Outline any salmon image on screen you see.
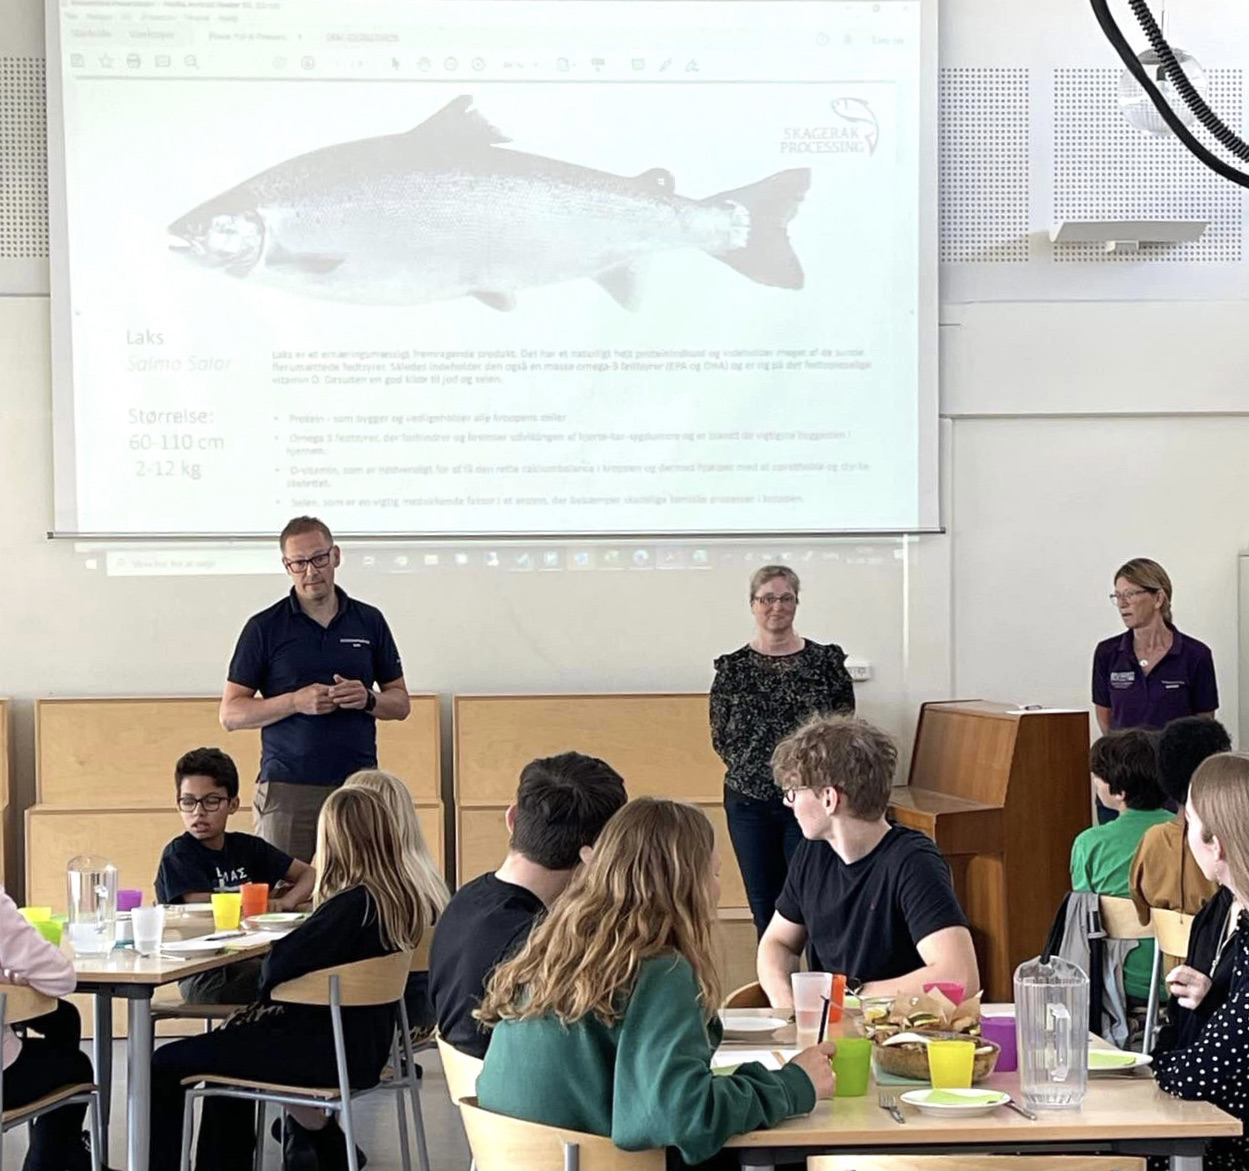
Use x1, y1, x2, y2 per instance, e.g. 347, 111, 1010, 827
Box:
167, 96, 811, 310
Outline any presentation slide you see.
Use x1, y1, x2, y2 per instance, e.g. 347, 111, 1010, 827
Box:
48, 0, 936, 538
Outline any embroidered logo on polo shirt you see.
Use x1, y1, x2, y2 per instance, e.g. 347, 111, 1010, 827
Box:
1110, 670, 1135, 688
340, 638, 371, 648
1162, 680, 1187, 690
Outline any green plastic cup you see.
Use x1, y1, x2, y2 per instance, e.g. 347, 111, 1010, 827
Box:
831, 1036, 874, 1097
31, 919, 63, 946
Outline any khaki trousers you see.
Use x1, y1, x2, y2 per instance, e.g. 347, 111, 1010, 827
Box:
252, 780, 337, 862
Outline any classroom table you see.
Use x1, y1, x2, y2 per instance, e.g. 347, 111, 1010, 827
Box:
716, 1009, 1242, 1171
72, 931, 274, 1171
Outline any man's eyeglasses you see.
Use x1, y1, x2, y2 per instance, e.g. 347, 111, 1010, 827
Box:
283, 549, 333, 575
753, 592, 798, 607
178, 795, 228, 812
1109, 588, 1156, 605
782, 787, 802, 805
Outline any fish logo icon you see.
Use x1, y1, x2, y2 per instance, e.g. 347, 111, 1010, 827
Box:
829, 97, 880, 155
167, 96, 811, 311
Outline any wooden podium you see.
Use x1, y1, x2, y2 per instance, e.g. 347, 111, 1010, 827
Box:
889, 700, 1090, 1000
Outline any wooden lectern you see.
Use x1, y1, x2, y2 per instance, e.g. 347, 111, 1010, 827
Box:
889, 700, 1090, 1000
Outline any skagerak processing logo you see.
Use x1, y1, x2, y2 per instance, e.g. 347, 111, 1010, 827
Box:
780, 97, 880, 156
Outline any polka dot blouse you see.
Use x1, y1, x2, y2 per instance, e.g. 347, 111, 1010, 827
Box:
1154, 909, 1249, 1171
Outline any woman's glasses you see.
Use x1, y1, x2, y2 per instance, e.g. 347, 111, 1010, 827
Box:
753, 592, 798, 607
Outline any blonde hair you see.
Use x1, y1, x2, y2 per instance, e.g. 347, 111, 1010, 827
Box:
1190, 752, 1249, 905
476, 798, 721, 1028
772, 714, 898, 819
1114, 557, 1173, 624
344, 769, 449, 928
314, 786, 426, 950
749, 564, 800, 602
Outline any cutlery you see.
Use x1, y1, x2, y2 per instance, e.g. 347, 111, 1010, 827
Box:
1005, 1098, 1037, 1120
878, 1090, 906, 1124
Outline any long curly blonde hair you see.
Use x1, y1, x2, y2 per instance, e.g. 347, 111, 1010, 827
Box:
476, 798, 722, 1028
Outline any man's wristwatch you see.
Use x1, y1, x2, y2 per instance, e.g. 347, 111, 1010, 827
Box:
364, 690, 377, 714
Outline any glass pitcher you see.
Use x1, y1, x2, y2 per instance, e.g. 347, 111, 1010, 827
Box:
66, 856, 117, 956
1014, 954, 1089, 1110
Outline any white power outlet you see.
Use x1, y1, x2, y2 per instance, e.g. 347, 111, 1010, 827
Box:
845, 659, 872, 682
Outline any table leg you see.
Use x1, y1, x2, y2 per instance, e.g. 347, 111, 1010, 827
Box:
127, 994, 154, 1171
1169, 1156, 1203, 1171
93, 993, 113, 1140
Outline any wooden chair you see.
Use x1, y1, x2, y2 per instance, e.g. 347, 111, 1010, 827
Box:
1098, 895, 1160, 1048
1143, 907, 1197, 1053
177, 950, 427, 1171
436, 1034, 483, 1105
458, 1096, 665, 1171
0, 986, 103, 1171
722, 981, 770, 1009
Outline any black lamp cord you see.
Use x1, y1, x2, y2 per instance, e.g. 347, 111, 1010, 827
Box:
1089, 0, 1249, 187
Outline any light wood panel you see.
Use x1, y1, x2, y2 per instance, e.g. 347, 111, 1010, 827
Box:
36, 694, 440, 805
25, 803, 442, 908
456, 801, 746, 909
453, 694, 721, 805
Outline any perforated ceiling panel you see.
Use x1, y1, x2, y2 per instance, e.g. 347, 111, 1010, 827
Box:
1053, 68, 1244, 263
0, 56, 48, 261
939, 67, 1031, 264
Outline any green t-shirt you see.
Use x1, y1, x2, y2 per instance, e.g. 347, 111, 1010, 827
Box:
1070, 806, 1174, 999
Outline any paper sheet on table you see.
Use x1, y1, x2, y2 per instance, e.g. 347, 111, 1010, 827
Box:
711, 1048, 795, 1073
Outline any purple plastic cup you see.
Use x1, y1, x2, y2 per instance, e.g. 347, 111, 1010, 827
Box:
116, 889, 143, 913
981, 1014, 1018, 1072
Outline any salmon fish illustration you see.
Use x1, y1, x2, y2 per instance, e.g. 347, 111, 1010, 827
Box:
167, 96, 811, 310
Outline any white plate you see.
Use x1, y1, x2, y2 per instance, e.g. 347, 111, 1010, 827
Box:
717, 1014, 787, 1041
900, 1088, 1010, 1117
1088, 1049, 1152, 1074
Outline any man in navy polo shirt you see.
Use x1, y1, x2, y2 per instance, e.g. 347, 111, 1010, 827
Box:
219, 516, 410, 859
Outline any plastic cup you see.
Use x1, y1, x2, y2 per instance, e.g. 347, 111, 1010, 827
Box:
131, 905, 166, 955
830, 1036, 873, 1097
980, 1015, 1018, 1072
240, 883, 270, 919
791, 971, 833, 1047
923, 981, 966, 1006
117, 889, 144, 913
31, 919, 62, 946
927, 1039, 976, 1088
211, 892, 242, 931
19, 907, 52, 923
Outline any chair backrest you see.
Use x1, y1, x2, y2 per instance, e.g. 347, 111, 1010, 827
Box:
1149, 907, 1196, 959
1098, 896, 1153, 941
436, 1035, 483, 1103
410, 929, 433, 973
722, 981, 770, 1009
0, 984, 56, 1026
271, 950, 412, 1007
458, 1097, 665, 1171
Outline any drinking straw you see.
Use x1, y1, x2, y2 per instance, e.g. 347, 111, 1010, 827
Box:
817, 995, 830, 1044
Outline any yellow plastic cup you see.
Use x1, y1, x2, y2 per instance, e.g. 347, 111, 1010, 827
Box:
927, 1039, 976, 1089
210, 892, 242, 931
19, 907, 52, 923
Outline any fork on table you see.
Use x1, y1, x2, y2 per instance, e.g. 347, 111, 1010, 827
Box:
878, 1089, 906, 1124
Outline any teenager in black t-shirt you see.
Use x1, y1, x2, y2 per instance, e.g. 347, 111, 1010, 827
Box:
758, 715, 979, 1005
154, 748, 315, 1002
429, 751, 628, 1058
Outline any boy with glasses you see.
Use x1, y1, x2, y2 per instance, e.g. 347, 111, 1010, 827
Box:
155, 747, 314, 1002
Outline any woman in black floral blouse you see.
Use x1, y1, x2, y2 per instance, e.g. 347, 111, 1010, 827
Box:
710, 565, 855, 937
1153, 751, 1248, 1171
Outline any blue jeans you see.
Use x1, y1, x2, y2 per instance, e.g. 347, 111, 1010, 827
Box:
723, 785, 804, 938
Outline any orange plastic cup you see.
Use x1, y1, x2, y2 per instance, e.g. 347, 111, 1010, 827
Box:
828, 973, 848, 1025
240, 883, 269, 919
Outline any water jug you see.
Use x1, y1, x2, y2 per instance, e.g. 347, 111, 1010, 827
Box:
66, 856, 117, 956
1013, 954, 1089, 1110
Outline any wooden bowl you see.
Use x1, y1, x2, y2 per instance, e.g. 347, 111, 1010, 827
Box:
872, 1033, 1000, 1084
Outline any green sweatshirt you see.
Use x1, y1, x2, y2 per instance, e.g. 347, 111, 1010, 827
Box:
476, 953, 816, 1166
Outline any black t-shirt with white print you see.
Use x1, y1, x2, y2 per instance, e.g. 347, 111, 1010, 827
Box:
154, 831, 293, 904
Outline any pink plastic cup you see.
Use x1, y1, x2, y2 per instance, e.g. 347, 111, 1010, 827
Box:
117, 889, 143, 912
923, 981, 966, 1005
980, 1015, 1018, 1072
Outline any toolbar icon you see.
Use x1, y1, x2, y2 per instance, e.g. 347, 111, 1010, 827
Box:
471, 57, 485, 71
69, 53, 84, 67
156, 54, 172, 67
631, 57, 645, 71
557, 56, 570, 71
444, 56, 459, 71
591, 57, 605, 71
126, 53, 141, 68
300, 55, 314, 70
184, 54, 199, 69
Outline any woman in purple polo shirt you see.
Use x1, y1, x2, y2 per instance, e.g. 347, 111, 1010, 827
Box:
1092, 557, 1219, 821
1093, 557, 1219, 734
